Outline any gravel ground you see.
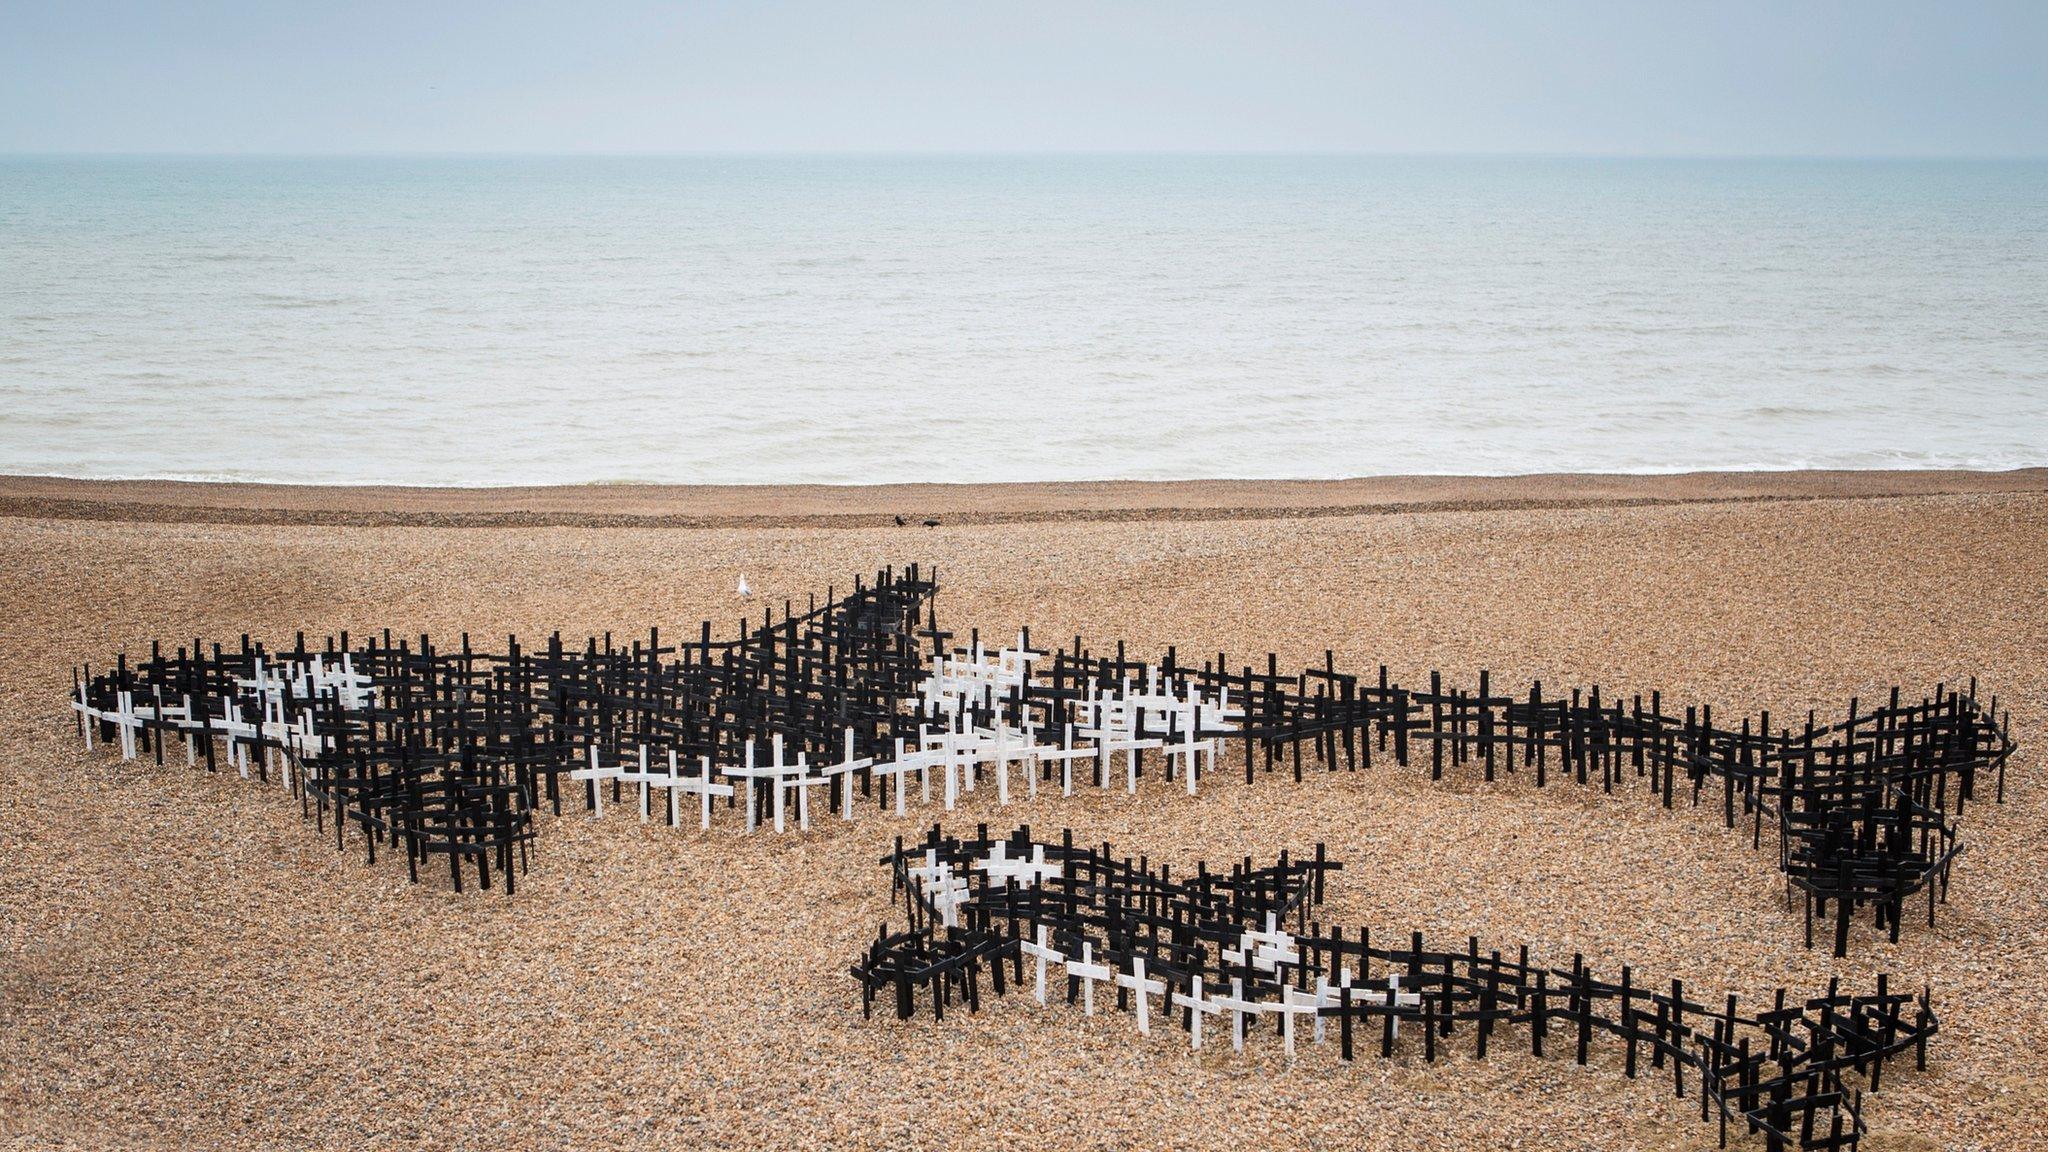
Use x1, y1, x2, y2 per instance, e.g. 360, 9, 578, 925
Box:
2, 485, 2042, 1151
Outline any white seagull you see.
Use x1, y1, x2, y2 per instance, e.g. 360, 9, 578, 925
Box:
737, 575, 752, 598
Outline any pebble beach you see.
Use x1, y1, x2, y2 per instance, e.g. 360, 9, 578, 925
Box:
3, 469, 2044, 1151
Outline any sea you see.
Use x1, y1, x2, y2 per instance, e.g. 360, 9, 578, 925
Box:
1, 155, 2043, 487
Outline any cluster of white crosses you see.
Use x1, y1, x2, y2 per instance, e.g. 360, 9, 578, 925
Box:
573, 634, 1243, 834
73, 653, 375, 790
917, 842, 1423, 1058
568, 729, 873, 833
889, 634, 1243, 809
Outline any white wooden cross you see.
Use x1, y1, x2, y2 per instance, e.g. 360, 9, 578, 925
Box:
1125, 665, 1184, 731
1161, 685, 1224, 796
1211, 976, 1265, 1052
910, 724, 948, 808
916, 719, 976, 811
1315, 971, 1342, 1044
289, 652, 377, 711
281, 704, 322, 764
327, 652, 377, 709
763, 735, 812, 833
646, 749, 687, 827
106, 690, 145, 761
232, 655, 272, 707
769, 741, 832, 832
906, 854, 971, 928
815, 727, 874, 821
1199, 681, 1242, 733
677, 754, 735, 829
1116, 955, 1168, 1035
1017, 719, 1046, 799
930, 864, 971, 928
1223, 913, 1300, 974
990, 722, 1012, 806
644, 749, 728, 830
1354, 972, 1423, 1039
610, 744, 660, 823
1173, 974, 1224, 1050
253, 658, 284, 776
974, 841, 1061, 889
72, 680, 98, 750
1033, 721, 1097, 798
1067, 941, 1113, 1016
1116, 731, 1164, 795
1073, 684, 1115, 789
151, 691, 196, 763
181, 693, 197, 764
920, 718, 981, 810
570, 745, 624, 819
130, 691, 196, 769
1278, 984, 1322, 1059
993, 718, 1057, 803
1075, 682, 1163, 793
718, 737, 784, 832
870, 737, 931, 817
258, 690, 295, 778
264, 696, 311, 790
997, 633, 1043, 686
215, 694, 259, 776
916, 661, 958, 722
1019, 924, 1065, 1005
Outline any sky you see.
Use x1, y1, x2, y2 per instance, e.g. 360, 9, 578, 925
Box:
2, 1, 2044, 156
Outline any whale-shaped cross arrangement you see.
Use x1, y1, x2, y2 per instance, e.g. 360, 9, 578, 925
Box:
69, 565, 2016, 1151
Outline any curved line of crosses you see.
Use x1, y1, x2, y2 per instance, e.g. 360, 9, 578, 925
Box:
854, 823, 1940, 1152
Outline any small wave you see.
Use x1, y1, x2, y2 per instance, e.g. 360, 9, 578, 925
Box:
253, 293, 356, 310
627, 347, 721, 360
1746, 405, 1837, 418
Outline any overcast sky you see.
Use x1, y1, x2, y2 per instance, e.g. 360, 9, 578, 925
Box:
3, 1, 2043, 156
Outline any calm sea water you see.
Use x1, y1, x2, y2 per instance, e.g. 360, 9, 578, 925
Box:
1, 156, 2043, 486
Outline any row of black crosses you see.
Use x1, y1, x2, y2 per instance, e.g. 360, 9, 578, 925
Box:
70, 564, 2013, 954
853, 823, 1940, 1152
1012, 640, 2014, 958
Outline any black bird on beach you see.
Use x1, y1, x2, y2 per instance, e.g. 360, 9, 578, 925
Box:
923, 518, 940, 528
894, 515, 906, 526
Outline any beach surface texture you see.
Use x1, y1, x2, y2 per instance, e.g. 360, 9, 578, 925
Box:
2, 469, 2044, 1151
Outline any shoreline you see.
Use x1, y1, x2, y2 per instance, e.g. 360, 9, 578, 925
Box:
3, 466, 2042, 528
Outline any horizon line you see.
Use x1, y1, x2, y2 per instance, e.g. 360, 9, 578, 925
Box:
4, 148, 2046, 163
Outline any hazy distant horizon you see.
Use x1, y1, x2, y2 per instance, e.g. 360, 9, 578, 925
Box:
11, 150, 2048, 160
4, 2, 2043, 156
